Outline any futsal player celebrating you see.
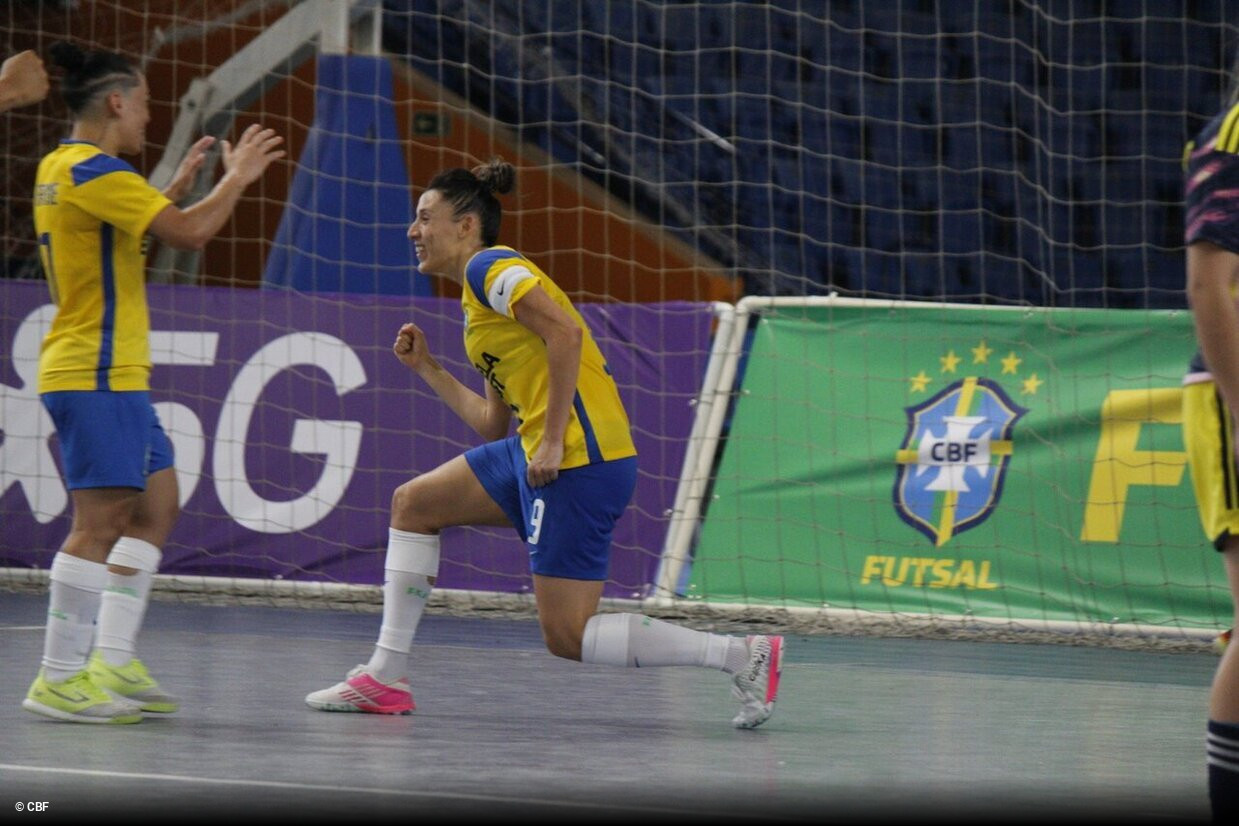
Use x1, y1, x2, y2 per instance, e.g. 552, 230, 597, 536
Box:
1182, 67, 1239, 817
306, 158, 785, 729
23, 41, 283, 723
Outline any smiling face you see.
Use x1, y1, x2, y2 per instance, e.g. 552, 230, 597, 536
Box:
408, 188, 477, 280
110, 73, 150, 156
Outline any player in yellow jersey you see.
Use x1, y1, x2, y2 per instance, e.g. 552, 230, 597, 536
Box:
22, 41, 284, 724
306, 159, 785, 729
1183, 65, 1239, 818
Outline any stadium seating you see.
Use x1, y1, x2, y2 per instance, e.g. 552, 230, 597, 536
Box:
381, 0, 1228, 308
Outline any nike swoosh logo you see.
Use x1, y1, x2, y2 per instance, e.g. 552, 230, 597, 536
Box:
102, 669, 144, 686
496, 283, 506, 296
50, 688, 91, 703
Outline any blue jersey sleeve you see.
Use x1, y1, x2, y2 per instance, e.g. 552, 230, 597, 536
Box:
1186, 140, 1239, 254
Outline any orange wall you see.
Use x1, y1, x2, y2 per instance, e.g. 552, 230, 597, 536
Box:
2, 3, 736, 303
148, 6, 736, 302
389, 66, 737, 303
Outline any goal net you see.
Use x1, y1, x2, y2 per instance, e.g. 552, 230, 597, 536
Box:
1, 1, 1236, 647
0, 0, 725, 621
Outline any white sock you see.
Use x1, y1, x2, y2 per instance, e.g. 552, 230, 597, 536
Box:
96, 537, 161, 666
42, 552, 108, 681
581, 613, 749, 673
366, 528, 439, 683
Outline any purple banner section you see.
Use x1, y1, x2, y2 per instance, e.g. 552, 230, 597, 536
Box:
0, 281, 714, 598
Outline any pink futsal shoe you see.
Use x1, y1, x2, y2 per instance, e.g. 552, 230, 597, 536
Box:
730, 635, 784, 729
304, 665, 414, 714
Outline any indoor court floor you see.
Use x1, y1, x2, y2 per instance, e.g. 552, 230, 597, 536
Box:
0, 590, 1221, 823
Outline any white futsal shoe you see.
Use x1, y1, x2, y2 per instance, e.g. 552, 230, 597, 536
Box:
730, 635, 784, 729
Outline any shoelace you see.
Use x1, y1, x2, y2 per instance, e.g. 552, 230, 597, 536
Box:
744, 642, 770, 682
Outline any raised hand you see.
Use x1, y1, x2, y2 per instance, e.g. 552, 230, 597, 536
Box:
0, 50, 50, 112
221, 124, 285, 187
162, 135, 216, 202
393, 322, 432, 371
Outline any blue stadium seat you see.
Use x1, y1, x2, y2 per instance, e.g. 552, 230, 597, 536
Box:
1066, 120, 1102, 162
860, 165, 901, 210
942, 126, 980, 170
936, 169, 981, 210
859, 248, 908, 298
935, 80, 976, 126
377, 0, 1224, 309
975, 256, 1022, 304
1101, 159, 1148, 204
1060, 251, 1105, 294
828, 117, 864, 159
829, 201, 864, 250
799, 110, 830, 155
772, 154, 803, 194
1145, 249, 1187, 299
864, 121, 905, 169
824, 37, 862, 73
859, 87, 901, 122
940, 211, 983, 255
825, 245, 865, 294
1101, 204, 1146, 247
855, 4, 901, 34
898, 40, 945, 81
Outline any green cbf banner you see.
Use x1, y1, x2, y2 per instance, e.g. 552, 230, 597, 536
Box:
689, 304, 1231, 630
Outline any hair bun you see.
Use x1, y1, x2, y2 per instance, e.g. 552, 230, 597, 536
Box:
49, 41, 86, 73
472, 158, 515, 196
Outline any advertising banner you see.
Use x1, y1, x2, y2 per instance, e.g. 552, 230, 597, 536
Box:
689, 304, 1230, 629
0, 282, 713, 599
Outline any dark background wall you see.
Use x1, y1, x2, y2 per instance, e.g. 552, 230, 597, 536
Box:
383, 0, 1239, 308
3, 1, 1237, 308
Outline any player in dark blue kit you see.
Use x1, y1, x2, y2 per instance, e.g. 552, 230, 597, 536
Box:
1182, 62, 1239, 819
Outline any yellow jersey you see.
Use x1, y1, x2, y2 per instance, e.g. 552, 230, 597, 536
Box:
34, 140, 171, 393
461, 246, 636, 469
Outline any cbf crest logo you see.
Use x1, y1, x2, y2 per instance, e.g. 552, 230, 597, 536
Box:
894, 342, 1036, 546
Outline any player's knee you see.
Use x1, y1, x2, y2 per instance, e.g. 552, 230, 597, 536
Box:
542, 624, 584, 661
68, 523, 126, 558
90, 508, 135, 544
127, 502, 178, 543
391, 480, 446, 532
544, 637, 582, 661
94, 525, 129, 548
390, 481, 424, 526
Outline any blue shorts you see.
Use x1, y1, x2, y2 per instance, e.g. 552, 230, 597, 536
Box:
42, 391, 174, 491
465, 435, 638, 580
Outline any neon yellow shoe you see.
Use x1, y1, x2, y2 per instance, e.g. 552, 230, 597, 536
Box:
22, 669, 142, 724
88, 652, 179, 713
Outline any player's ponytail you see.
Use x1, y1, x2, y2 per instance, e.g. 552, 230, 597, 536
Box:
473, 158, 515, 197
48, 41, 139, 116
427, 157, 514, 247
